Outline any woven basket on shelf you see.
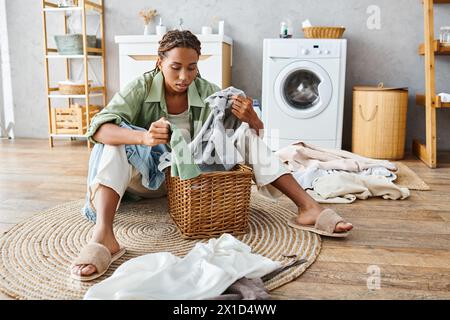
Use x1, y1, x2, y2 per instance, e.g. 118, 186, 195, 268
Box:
58, 81, 92, 95
54, 34, 97, 55
165, 164, 253, 239
303, 26, 345, 39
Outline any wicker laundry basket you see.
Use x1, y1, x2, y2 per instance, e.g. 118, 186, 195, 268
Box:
352, 84, 408, 160
303, 26, 345, 39
165, 164, 253, 239
58, 80, 93, 95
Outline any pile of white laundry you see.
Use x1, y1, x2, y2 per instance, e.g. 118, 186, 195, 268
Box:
275, 142, 410, 204
84, 234, 281, 300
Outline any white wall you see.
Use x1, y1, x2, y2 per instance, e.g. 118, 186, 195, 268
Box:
1, 0, 14, 138
0, 42, 3, 138
0, 0, 3, 137
5, 0, 450, 150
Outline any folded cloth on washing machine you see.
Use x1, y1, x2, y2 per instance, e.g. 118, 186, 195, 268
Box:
275, 141, 397, 172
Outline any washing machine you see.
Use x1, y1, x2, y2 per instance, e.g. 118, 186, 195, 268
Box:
262, 38, 347, 151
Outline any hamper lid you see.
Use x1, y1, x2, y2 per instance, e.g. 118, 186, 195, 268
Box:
353, 82, 408, 91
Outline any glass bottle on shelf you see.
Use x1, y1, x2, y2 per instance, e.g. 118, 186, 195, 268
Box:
439, 26, 450, 47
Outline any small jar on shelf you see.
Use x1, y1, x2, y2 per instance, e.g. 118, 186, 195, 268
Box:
439, 26, 450, 47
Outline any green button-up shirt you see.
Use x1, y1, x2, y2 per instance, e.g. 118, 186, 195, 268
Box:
86, 70, 221, 144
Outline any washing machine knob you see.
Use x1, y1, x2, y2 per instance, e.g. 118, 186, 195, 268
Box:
317, 50, 322, 54
301, 49, 309, 55
324, 50, 331, 55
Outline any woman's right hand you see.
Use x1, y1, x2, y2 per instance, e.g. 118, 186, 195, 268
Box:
142, 117, 170, 146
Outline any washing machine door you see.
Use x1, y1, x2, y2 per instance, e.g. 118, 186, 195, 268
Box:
274, 60, 333, 119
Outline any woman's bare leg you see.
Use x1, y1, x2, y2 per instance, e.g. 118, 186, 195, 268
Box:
270, 173, 353, 232
71, 184, 121, 276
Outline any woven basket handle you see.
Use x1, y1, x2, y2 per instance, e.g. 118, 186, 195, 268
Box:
358, 105, 378, 122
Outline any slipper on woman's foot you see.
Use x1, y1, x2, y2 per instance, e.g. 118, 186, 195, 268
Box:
70, 242, 126, 281
288, 208, 351, 238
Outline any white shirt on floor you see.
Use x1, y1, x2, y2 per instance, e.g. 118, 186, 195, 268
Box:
83, 233, 281, 300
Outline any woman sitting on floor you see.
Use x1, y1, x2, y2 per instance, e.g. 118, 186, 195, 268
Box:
70, 30, 353, 281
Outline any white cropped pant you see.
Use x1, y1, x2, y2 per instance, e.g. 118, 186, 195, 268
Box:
88, 127, 290, 215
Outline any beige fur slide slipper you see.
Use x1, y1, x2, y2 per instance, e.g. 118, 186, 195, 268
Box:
288, 208, 350, 238
70, 242, 126, 281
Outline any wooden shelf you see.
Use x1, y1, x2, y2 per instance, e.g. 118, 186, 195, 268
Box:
44, 7, 82, 12
418, 40, 450, 55
43, 1, 102, 13
42, 0, 106, 148
45, 47, 104, 59
416, 94, 450, 108
50, 133, 87, 138
48, 93, 104, 99
413, 0, 447, 168
412, 139, 433, 167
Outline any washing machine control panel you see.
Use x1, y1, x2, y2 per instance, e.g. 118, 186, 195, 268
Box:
266, 39, 346, 59
299, 42, 341, 58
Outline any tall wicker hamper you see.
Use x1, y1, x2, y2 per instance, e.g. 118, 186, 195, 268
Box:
165, 164, 253, 239
352, 85, 408, 160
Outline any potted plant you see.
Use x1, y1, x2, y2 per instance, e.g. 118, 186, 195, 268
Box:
139, 8, 158, 35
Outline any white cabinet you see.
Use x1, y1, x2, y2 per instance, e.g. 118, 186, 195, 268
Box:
115, 35, 233, 90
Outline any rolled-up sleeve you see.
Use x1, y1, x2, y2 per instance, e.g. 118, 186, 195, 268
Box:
86, 76, 148, 144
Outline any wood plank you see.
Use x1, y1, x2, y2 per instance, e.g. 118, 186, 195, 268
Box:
86, 47, 102, 53
1, 139, 450, 300
100, 0, 107, 109
271, 282, 450, 300
423, 0, 438, 168
416, 94, 450, 108
85, 0, 102, 12
288, 261, 450, 292
317, 245, 450, 269
418, 40, 450, 55
42, 0, 53, 148
222, 44, 232, 88
413, 139, 434, 168
433, 0, 450, 4
43, 1, 58, 8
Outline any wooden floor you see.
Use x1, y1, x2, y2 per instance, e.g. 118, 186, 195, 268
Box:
1, 138, 450, 300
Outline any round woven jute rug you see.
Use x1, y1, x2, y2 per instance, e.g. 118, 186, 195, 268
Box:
0, 195, 321, 300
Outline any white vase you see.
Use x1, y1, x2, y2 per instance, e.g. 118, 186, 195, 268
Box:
143, 24, 150, 35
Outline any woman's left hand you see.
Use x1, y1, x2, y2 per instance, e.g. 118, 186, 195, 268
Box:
230, 95, 255, 123
230, 95, 264, 135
